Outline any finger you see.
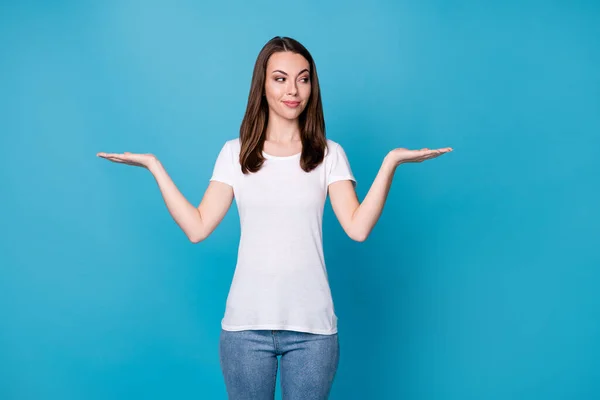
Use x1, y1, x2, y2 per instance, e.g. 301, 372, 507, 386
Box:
106, 156, 131, 164
421, 152, 440, 160
107, 157, 145, 167
105, 156, 127, 163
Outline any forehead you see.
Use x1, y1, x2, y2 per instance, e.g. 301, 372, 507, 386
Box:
266, 51, 310, 73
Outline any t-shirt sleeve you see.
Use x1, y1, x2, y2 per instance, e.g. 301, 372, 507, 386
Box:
327, 142, 357, 188
210, 141, 235, 187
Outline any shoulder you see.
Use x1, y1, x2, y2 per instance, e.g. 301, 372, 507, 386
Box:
326, 138, 350, 159
325, 139, 341, 157
223, 137, 240, 148
220, 138, 241, 155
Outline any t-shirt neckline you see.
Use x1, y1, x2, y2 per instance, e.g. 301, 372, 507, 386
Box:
262, 151, 302, 160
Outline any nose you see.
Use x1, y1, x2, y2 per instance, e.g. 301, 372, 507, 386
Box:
286, 80, 298, 96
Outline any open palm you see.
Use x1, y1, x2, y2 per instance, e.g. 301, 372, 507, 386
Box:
96, 152, 157, 169
389, 147, 453, 165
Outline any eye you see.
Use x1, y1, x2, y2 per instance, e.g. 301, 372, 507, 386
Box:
275, 77, 285, 82
300, 77, 310, 83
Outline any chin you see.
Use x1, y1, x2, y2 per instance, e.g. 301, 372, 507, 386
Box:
280, 108, 302, 117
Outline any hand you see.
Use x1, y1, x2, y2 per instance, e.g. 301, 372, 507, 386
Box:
96, 152, 158, 169
387, 147, 453, 166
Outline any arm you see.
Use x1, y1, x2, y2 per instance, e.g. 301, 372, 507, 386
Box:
328, 154, 397, 242
328, 146, 453, 242
149, 159, 234, 243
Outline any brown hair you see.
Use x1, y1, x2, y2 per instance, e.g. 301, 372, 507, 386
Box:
239, 36, 327, 174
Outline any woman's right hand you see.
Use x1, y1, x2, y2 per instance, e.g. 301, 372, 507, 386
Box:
96, 152, 158, 170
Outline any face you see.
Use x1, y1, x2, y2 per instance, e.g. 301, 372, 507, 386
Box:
264, 51, 312, 121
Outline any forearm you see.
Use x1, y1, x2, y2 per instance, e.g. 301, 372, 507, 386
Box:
148, 160, 204, 241
350, 154, 399, 241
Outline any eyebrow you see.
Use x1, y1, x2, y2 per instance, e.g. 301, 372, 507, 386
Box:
271, 68, 310, 76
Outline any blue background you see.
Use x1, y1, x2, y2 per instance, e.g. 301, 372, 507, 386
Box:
1, 1, 599, 399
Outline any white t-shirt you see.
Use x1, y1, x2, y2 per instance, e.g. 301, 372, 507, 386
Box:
209, 138, 356, 335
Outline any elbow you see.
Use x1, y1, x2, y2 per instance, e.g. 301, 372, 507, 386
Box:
188, 231, 207, 244
188, 214, 207, 244
350, 230, 368, 242
188, 235, 201, 244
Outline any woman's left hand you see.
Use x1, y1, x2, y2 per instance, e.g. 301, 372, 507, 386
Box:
387, 147, 453, 166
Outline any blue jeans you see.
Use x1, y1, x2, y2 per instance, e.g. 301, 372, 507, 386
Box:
219, 329, 340, 399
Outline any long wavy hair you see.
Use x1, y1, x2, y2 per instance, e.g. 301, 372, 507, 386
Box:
239, 36, 327, 174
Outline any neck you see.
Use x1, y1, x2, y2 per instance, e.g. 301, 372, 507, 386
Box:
265, 113, 301, 143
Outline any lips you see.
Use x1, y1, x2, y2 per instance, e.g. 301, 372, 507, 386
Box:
283, 101, 300, 108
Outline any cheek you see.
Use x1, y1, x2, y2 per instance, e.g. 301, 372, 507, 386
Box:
265, 82, 284, 99
302, 84, 312, 99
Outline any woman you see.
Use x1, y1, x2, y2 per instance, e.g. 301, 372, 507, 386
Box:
98, 36, 452, 399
